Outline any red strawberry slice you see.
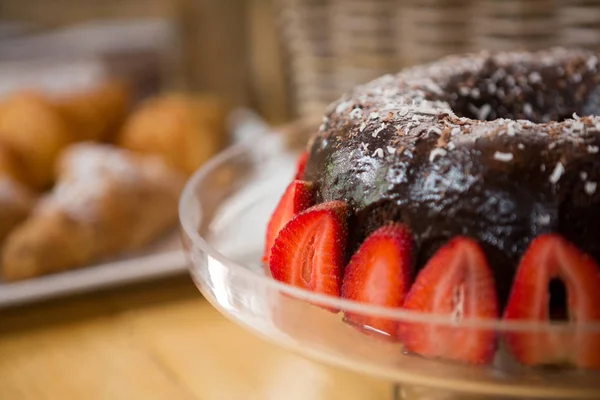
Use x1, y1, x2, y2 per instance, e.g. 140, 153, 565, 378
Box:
294, 151, 309, 180
503, 234, 600, 369
263, 180, 314, 263
341, 224, 413, 339
399, 237, 499, 365
269, 200, 348, 299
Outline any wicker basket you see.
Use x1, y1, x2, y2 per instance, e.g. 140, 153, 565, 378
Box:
276, 0, 600, 117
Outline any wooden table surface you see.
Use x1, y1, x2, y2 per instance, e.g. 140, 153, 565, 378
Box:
0, 275, 393, 400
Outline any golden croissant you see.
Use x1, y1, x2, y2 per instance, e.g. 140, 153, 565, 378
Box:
1, 143, 184, 282
118, 93, 228, 175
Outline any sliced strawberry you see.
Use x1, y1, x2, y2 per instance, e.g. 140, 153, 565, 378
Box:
263, 180, 314, 263
294, 151, 309, 180
269, 200, 348, 300
503, 234, 600, 370
399, 237, 499, 365
341, 224, 413, 339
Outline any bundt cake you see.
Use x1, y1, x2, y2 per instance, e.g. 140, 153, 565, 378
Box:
264, 48, 600, 369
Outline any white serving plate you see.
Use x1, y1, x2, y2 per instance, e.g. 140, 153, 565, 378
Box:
0, 232, 188, 308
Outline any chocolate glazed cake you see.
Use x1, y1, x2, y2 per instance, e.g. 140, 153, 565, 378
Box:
265, 48, 600, 368
303, 47, 600, 306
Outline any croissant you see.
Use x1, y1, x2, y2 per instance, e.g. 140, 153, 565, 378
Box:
0, 143, 185, 282
0, 81, 131, 190
118, 94, 228, 175
0, 91, 72, 189
0, 143, 31, 188
0, 144, 36, 242
53, 80, 131, 142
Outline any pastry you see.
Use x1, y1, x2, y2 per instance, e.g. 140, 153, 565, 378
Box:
0, 82, 130, 189
0, 144, 36, 242
53, 80, 131, 142
1, 143, 185, 282
263, 48, 600, 369
0, 91, 72, 189
0, 143, 32, 188
0, 176, 35, 244
117, 93, 228, 175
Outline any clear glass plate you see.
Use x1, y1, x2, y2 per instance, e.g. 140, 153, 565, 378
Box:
179, 129, 600, 400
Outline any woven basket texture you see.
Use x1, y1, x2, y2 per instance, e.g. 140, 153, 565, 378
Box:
277, 0, 600, 115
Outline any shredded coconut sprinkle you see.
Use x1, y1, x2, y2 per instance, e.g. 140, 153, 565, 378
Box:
429, 148, 447, 162
478, 104, 492, 120
427, 126, 443, 136
335, 101, 352, 114
372, 148, 384, 158
349, 108, 363, 119
585, 181, 598, 195
587, 145, 599, 154
506, 122, 516, 136
493, 151, 513, 162
549, 162, 565, 184
528, 71, 542, 84
387, 146, 396, 155
372, 123, 386, 138
537, 214, 551, 226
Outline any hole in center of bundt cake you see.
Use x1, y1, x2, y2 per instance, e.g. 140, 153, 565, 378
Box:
444, 64, 600, 123
548, 278, 568, 321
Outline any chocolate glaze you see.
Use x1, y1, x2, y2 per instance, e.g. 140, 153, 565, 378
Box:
303, 48, 600, 305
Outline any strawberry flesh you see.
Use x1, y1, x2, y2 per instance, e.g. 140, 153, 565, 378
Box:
269, 200, 348, 299
341, 224, 413, 339
399, 237, 499, 365
503, 234, 600, 370
263, 180, 314, 263
295, 151, 309, 180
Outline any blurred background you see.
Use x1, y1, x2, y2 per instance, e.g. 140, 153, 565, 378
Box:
2, 1, 600, 399
2, 0, 600, 121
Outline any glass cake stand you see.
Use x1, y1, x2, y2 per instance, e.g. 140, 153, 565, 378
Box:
179, 129, 600, 400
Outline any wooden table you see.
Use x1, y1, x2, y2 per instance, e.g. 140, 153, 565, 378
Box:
0, 276, 393, 400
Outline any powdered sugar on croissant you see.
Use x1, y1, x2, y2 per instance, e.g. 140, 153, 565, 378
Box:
37, 143, 183, 222
1, 142, 186, 281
